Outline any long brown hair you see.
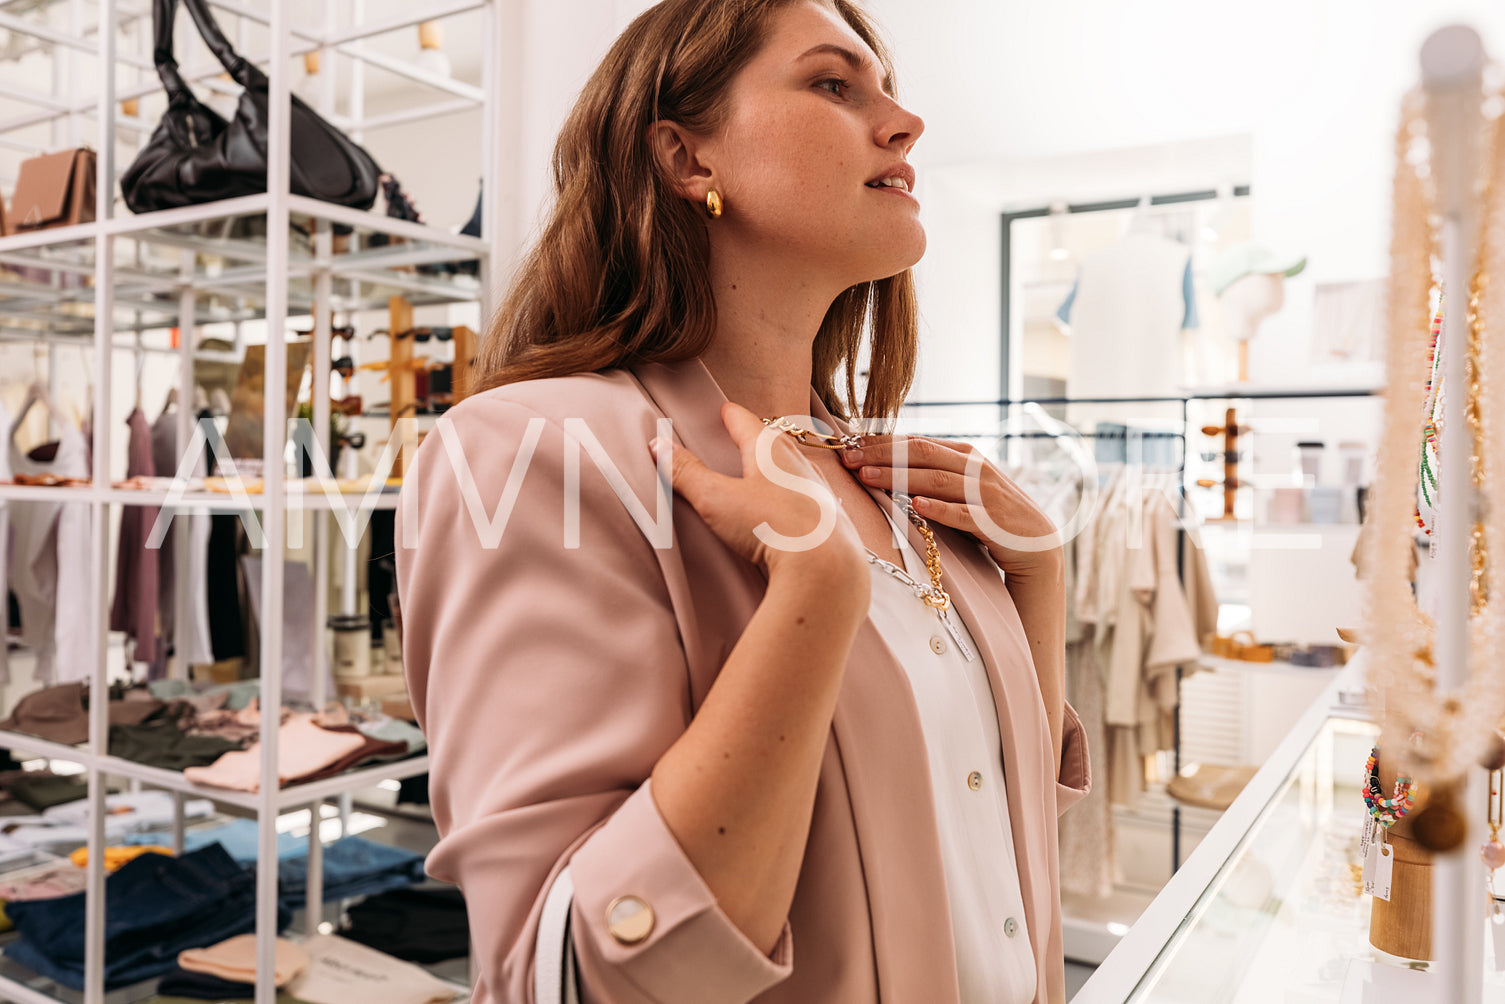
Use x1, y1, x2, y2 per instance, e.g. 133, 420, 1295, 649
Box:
474, 0, 919, 423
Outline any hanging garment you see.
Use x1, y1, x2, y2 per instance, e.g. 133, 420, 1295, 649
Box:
198, 407, 248, 663
1101, 492, 1216, 808
8, 427, 93, 685
151, 403, 179, 651
1058, 534, 1115, 901
109, 408, 160, 667
151, 404, 219, 667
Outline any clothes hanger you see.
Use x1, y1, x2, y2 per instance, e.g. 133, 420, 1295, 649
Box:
9, 379, 64, 448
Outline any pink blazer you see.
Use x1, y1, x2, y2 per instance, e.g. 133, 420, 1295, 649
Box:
396, 356, 1090, 1004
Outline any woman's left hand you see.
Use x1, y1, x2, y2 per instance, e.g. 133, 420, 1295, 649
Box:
840, 435, 1063, 581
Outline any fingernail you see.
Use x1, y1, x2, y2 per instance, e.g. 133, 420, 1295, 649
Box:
842, 448, 863, 464
913, 496, 929, 510
860, 466, 880, 480
649, 437, 672, 458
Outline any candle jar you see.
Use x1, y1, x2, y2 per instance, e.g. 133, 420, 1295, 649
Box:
328, 614, 371, 678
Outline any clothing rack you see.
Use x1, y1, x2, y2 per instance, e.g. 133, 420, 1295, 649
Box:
911, 387, 1379, 883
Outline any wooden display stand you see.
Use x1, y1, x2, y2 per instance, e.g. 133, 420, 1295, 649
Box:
1198, 407, 1245, 522
388, 295, 417, 476
453, 324, 477, 403
1369, 760, 1434, 960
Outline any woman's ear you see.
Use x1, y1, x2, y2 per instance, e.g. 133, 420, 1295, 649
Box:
647, 120, 715, 205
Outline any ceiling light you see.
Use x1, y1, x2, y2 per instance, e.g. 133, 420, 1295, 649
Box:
1048, 201, 1070, 262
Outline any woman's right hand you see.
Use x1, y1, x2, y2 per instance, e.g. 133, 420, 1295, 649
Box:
650, 401, 869, 598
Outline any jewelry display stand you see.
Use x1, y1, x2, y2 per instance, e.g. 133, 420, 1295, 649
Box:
1369, 818, 1434, 960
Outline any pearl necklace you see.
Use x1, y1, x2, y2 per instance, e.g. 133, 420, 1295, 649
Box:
1366, 85, 1505, 787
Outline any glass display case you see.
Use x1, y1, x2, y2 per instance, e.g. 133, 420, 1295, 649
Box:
1079, 664, 1505, 1002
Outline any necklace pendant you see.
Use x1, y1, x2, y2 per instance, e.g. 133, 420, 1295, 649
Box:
938, 606, 976, 662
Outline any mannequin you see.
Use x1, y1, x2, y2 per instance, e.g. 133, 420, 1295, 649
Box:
1218, 271, 1286, 381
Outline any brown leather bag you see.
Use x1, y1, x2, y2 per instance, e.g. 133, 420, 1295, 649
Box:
9, 148, 97, 233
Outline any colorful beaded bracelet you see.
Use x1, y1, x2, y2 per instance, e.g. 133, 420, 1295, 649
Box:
1363, 745, 1415, 826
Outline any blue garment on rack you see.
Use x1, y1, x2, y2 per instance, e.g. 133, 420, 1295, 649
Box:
124, 819, 427, 908
1, 844, 289, 990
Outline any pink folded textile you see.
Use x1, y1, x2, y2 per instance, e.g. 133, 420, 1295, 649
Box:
183, 715, 367, 792
179, 934, 310, 986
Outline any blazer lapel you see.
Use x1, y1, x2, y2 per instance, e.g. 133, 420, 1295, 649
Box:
629, 357, 741, 478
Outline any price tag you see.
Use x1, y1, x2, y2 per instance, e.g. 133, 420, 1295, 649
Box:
1359, 816, 1377, 865
1361, 820, 1379, 889
1364, 841, 1394, 901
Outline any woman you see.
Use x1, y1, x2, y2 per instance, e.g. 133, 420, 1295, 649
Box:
395, 1, 1090, 1001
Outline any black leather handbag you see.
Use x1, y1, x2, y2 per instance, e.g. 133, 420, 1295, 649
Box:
122, 0, 380, 214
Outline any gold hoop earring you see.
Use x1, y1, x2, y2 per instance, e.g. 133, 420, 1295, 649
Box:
706, 190, 723, 219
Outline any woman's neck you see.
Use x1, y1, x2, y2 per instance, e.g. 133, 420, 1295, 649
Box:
698, 255, 839, 423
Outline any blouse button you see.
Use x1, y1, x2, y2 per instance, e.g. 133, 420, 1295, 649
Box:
929, 635, 947, 655
606, 895, 655, 945
1004, 917, 1019, 938
967, 771, 983, 791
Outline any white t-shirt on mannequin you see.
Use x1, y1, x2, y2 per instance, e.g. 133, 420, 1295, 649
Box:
1055, 233, 1199, 413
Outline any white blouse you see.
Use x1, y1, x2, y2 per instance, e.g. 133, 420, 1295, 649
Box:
864, 500, 1036, 1004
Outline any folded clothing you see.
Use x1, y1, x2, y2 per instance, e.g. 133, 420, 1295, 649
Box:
0, 682, 163, 746
352, 715, 426, 756
131, 817, 304, 862
155, 962, 257, 1000
109, 719, 241, 770
179, 933, 308, 986
0, 771, 87, 810
293, 725, 408, 785
183, 715, 367, 792
3, 844, 289, 990
69, 845, 172, 872
4, 790, 213, 851
283, 934, 457, 1004
342, 886, 467, 963
147, 678, 263, 711
275, 835, 426, 911
0, 858, 87, 902
126, 822, 427, 910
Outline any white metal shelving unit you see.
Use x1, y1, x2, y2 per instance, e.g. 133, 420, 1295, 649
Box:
0, 1, 501, 1002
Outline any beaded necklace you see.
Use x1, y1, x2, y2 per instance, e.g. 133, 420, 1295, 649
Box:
1365, 83, 1505, 792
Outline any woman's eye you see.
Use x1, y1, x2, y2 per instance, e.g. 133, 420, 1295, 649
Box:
816, 78, 849, 97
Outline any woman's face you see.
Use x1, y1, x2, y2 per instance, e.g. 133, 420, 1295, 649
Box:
707, 2, 926, 287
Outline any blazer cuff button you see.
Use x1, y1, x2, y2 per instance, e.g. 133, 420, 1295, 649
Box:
606, 895, 656, 945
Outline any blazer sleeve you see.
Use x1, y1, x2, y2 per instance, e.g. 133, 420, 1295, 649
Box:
396, 397, 793, 1004
1057, 700, 1091, 815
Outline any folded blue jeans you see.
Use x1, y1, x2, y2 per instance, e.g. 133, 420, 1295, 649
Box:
277, 834, 426, 909
128, 820, 426, 909
2, 844, 289, 990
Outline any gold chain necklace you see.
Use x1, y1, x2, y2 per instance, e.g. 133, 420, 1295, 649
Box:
763, 417, 952, 610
